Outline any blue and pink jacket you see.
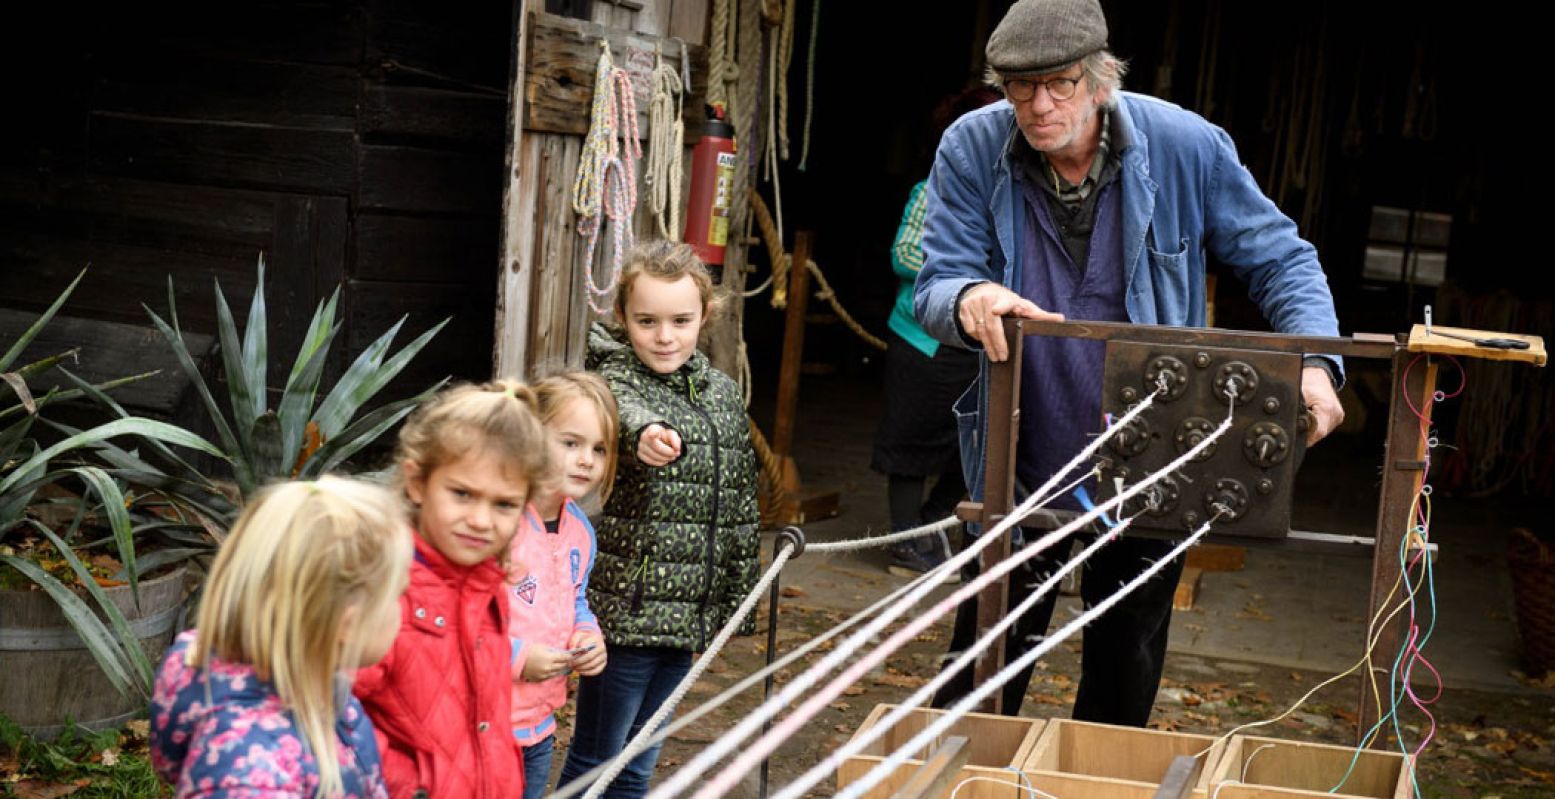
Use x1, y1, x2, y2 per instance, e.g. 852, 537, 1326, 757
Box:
507, 499, 601, 745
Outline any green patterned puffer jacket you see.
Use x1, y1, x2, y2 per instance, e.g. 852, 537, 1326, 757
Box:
585, 324, 759, 651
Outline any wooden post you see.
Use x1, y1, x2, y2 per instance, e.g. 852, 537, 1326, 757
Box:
974, 319, 1024, 714
494, 1, 540, 378
771, 231, 813, 458
1359, 350, 1436, 746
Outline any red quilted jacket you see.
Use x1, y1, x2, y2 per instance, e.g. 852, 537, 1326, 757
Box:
354, 531, 524, 799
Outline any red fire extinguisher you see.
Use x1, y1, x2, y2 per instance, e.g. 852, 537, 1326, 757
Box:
682, 106, 737, 267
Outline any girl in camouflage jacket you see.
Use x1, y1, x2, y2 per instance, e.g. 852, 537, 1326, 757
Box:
559, 241, 759, 799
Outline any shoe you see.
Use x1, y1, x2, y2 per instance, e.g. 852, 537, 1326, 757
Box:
886, 536, 961, 583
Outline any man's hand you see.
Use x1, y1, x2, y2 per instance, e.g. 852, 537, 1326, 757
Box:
1301, 366, 1344, 446
956, 283, 1065, 362
637, 424, 682, 466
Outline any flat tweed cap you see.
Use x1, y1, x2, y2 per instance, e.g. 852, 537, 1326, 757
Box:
986, 0, 1108, 75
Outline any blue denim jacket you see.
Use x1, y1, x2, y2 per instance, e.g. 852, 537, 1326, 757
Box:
913, 92, 1342, 504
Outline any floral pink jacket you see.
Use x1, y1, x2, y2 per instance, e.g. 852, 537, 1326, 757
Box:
150, 630, 388, 798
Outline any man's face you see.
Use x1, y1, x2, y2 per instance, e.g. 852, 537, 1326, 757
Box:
1007, 66, 1105, 162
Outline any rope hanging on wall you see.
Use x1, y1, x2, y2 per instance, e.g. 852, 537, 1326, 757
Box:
573, 40, 642, 315
646, 41, 686, 239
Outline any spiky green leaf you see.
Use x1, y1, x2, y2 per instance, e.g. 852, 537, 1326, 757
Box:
212, 279, 257, 461
1, 267, 86, 372
27, 519, 156, 691
142, 304, 254, 495
312, 317, 449, 440
70, 466, 139, 608
0, 554, 142, 699
241, 255, 269, 428
0, 417, 227, 497
250, 412, 283, 482
277, 318, 340, 471
302, 381, 446, 477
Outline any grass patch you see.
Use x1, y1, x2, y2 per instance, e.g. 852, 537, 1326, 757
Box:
0, 713, 168, 798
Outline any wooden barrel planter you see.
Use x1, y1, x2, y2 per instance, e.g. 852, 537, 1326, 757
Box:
0, 566, 187, 738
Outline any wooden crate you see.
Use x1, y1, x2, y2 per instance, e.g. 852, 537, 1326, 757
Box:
1020, 719, 1223, 799
1207, 735, 1410, 799
837, 704, 1045, 799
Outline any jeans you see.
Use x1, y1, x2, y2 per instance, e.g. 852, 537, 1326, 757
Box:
558, 645, 693, 799
520, 734, 554, 799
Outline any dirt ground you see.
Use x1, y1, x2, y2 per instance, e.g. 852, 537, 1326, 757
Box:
548, 561, 1555, 799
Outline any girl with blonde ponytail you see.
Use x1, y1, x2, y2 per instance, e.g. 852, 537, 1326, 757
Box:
354, 379, 552, 799
150, 477, 412, 798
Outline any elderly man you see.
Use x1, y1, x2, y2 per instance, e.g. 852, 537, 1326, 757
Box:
915, 0, 1345, 724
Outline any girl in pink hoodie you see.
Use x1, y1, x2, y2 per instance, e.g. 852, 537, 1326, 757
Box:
508, 372, 618, 797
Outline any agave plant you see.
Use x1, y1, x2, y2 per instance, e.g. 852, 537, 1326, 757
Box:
121, 255, 449, 501
2, 268, 229, 700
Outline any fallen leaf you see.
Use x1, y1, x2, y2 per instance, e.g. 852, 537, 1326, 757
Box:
842, 684, 867, 697
835, 724, 852, 734
12, 780, 87, 799
779, 586, 807, 598
873, 673, 928, 689
100, 747, 119, 767
830, 702, 852, 711
125, 720, 150, 740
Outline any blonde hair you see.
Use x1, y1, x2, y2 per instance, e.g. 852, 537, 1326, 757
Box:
534, 371, 620, 503
191, 477, 412, 798
394, 378, 553, 507
613, 239, 726, 321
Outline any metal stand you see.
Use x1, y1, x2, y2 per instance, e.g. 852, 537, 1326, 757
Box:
758, 526, 805, 799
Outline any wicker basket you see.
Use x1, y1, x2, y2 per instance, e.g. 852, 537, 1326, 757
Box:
1508, 527, 1555, 676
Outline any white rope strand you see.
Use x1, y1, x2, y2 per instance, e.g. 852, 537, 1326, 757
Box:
577, 541, 796, 799
654, 393, 1180, 799
834, 522, 1214, 799
700, 412, 1228, 799
772, 511, 1143, 799
806, 514, 962, 553
547, 560, 952, 799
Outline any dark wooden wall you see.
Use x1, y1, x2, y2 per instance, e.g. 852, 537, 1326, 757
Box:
1, 1, 513, 416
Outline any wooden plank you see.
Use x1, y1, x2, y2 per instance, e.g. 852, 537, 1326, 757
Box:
0, 169, 279, 252
527, 135, 584, 371
1406, 323, 1546, 366
359, 85, 508, 144
355, 215, 501, 283
523, 11, 709, 137
1211, 735, 1407, 799
974, 320, 1024, 713
365, 2, 513, 91
839, 705, 1044, 799
93, 55, 356, 130
1173, 566, 1203, 611
0, 230, 257, 331
356, 144, 504, 214
495, 0, 542, 380
89, 113, 355, 194
92, 3, 364, 66
669, 0, 710, 45
890, 736, 970, 799
1025, 719, 1219, 792
345, 278, 496, 396
269, 196, 348, 387
1185, 543, 1245, 572
638, 0, 673, 36
0, 310, 214, 416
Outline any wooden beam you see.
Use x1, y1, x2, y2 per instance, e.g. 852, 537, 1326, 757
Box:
523, 11, 709, 137
495, 0, 541, 379
771, 231, 812, 457
974, 319, 1024, 714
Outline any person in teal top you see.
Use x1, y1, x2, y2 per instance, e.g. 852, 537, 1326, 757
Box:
872, 87, 1001, 577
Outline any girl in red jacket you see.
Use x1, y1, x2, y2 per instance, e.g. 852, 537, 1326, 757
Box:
507, 372, 618, 797
355, 380, 552, 799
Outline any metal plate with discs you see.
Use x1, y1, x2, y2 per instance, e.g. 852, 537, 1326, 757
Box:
1099, 341, 1304, 539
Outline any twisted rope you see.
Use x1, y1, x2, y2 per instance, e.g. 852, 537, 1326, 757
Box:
579, 539, 797, 799
706, 0, 730, 113
573, 41, 641, 314
698, 408, 1234, 799
797, 0, 820, 171
548, 516, 967, 799
652, 391, 1171, 798
833, 524, 1214, 799
746, 417, 790, 512
646, 42, 686, 239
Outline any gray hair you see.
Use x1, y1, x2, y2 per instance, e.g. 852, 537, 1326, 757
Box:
987, 49, 1129, 103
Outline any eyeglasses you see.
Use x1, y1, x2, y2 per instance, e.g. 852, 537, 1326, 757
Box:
1003, 74, 1083, 102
